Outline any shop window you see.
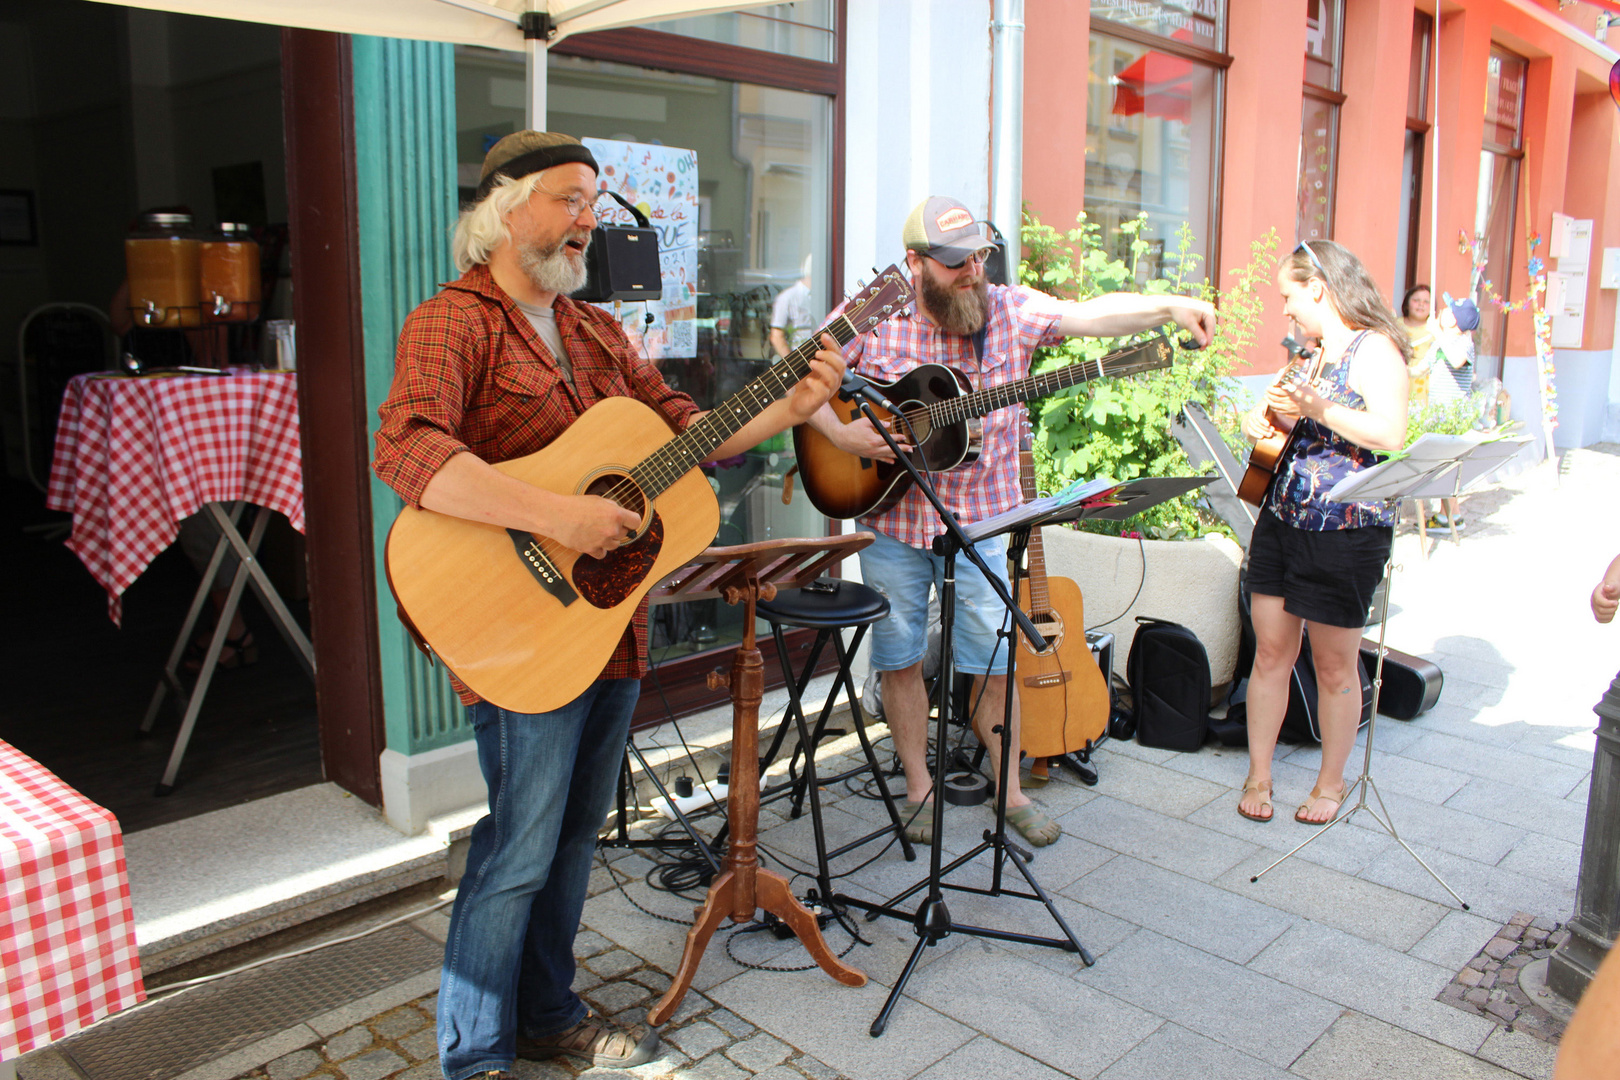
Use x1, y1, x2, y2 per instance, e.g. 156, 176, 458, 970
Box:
452, 48, 834, 666
1295, 0, 1342, 244
1090, 0, 1224, 51
1396, 11, 1432, 293
1084, 26, 1222, 279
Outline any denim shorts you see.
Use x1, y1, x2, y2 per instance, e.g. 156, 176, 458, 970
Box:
858, 529, 1014, 676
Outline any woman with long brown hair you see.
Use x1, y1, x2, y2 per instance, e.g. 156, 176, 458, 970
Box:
1236, 240, 1411, 824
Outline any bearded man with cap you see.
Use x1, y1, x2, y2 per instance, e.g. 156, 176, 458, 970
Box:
374, 132, 845, 1076
805, 196, 1215, 849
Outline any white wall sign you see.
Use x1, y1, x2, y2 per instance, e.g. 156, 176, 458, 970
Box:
1552, 217, 1593, 349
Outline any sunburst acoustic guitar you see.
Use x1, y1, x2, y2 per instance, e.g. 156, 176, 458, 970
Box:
793, 333, 1176, 520
385, 267, 914, 714
1235, 335, 1323, 507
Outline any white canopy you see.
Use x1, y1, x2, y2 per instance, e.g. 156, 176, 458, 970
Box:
86, 0, 778, 121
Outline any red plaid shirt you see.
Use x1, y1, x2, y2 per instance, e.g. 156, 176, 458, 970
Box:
374, 264, 700, 703
844, 283, 1066, 548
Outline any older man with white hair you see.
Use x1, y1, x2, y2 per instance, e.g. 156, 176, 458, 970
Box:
374, 131, 844, 1077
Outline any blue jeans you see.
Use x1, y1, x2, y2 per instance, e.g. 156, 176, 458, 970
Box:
437, 679, 639, 1080
858, 529, 1013, 676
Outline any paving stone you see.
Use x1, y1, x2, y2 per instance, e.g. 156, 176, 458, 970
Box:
788, 1053, 841, 1080
1078, 928, 1339, 1068
1215, 851, 1446, 952
1250, 921, 1495, 1054
1408, 909, 1501, 970
509, 1059, 573, 1080
1291, 1010, 1520, 1080
370, 1008, 429, 1041
1057, 796, 1257, 882
323, 1028, 376, 1062
266, 1049, 324, 1080
707, 967, 972, 1080
585, 980, 652, 1014
1464, 988, 1491, 1007
1068, 854, 1295, 963
1095, 1022, 1299, 1080
1074, 752, 1227, 819
725, 1032, 792, 1072
587, 949, 643, 979
1486, 999, 1519, 1022
660, 989, 713, 1027
1356, 838, 1574, 926
680, 1054, 749, 1080
397, 1028, 437, 1062
572, 968, 603, 995
414, 995, 438, 1021
573, 929, 614, 957
1443, 778, 1588, 843
392, 1063, 439, 1080
631, 969, 671, 994
705, 1008, 756, 1039
1484, 936, 1520, 961
910, 1035, 1076, 1080
664, 1021, 730, 1062
1456, 967, 1482, 987
333, 1049, 407, 1080
1477, 1027, 1559, 1080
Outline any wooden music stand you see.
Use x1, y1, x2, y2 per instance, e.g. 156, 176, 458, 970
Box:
646, 534, 874, 1025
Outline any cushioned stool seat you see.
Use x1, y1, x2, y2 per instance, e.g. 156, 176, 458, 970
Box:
756, 581, 890, 630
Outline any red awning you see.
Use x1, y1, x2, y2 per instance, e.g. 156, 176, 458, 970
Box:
1111, 49, 1194, 124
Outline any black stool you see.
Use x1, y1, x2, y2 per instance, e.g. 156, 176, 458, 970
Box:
755, 579, 916, 902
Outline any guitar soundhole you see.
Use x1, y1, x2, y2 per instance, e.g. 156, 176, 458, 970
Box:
571, 472, 660, 609
1023, 611, 1064, 655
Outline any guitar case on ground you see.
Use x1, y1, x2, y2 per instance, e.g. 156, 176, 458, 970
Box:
1359, 640, 1443, 720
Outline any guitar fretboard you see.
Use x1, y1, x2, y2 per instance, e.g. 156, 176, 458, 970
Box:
630, 316, 857, 498
923, 338, 1169, 429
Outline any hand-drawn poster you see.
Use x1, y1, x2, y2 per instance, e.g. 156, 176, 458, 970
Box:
582, 138, 699, 360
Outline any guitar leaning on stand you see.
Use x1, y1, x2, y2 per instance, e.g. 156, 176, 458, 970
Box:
383, 267, 913, 714
1236, 335, 1323, 507
1013, 434, 1109, 786
794, 332, 1176, 519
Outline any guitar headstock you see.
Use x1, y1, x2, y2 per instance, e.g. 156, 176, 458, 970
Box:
841, 264, 913, 335
1102, 332, 1178, 378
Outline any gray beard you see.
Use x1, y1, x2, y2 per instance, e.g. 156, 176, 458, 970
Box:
920, 265, 989, 335
518, 234, 589, 296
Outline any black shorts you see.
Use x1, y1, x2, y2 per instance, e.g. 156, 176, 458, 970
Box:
1247, 509, 1392, 628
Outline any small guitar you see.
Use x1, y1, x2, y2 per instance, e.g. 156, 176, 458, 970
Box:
1235, 335, 1324, 507
384, 266, 914, 714
793, 333, 1176, 519
1013, 437, 1111, 760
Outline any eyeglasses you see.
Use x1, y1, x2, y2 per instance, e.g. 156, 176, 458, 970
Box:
537, 177, 598, 220
1296, 240, 1327, 279
932, 249, 991, 271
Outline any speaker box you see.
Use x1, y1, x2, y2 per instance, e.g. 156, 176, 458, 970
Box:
573, 190, 663, 304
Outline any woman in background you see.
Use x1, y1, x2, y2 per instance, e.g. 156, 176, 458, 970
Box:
1236, 240, 1411, 825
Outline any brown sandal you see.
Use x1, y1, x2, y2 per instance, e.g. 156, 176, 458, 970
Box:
1295, 782, 1347, 825
1237, 778, 1273, 822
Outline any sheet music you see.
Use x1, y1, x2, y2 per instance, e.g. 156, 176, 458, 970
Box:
1326, 431, 1532, 502
962, 477, 1121, 542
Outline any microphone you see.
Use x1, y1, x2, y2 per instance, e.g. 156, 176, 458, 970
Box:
839, 371, 898, 412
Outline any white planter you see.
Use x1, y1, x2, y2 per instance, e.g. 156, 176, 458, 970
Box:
1038, 527, 1244, 687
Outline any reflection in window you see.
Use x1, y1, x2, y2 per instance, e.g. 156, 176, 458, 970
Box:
1474, 46, 1528, 374
645, 2, 835, 63
1086, 31, 1217, 278
1297, 96, 1336, 243
452, 49, 833, 662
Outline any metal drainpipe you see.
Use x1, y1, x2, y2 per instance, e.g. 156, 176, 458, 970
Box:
990, 0, 1025, 268
1548, 671, 1620, 1002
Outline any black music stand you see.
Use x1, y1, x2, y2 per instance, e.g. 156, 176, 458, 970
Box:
1248, 431, 1529, 906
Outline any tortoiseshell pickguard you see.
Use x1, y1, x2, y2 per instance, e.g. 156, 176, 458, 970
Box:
572, 512, 665, 608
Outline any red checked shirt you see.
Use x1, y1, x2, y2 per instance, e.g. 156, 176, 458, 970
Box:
843, 283, 1067, 549
374, 263, 700, 704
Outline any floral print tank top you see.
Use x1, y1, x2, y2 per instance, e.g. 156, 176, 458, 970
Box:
1265, 331, 1398, 530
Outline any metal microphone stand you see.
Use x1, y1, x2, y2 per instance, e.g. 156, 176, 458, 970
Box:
828, 387, 1092, 1037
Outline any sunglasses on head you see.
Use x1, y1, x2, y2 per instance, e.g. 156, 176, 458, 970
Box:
1296, 240, 1327, 278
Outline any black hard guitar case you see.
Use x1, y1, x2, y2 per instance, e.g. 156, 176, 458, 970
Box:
1359, 641, 1443, 720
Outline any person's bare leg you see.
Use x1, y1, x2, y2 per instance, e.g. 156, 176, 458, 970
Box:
1300, 620, 1365, 822
1244, 594, 1305, 819
969, 674, 1030, 809
881, 664, 932, 802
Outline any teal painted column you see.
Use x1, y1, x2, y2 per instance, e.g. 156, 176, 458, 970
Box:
352, 35, 470, 754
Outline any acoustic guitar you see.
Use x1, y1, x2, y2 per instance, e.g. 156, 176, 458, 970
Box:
1012, 437, 1111, 760
1236, 335, 1323, 507
384, 266, 914, 714
792, 333, 1176, 520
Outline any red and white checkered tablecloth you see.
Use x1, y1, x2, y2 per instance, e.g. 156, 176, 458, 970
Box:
45, 370, 304, 625
0, 740, 144, 1059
